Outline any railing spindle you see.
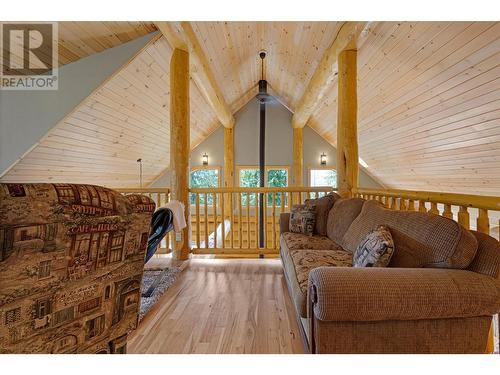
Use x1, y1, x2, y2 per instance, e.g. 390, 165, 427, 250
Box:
458, 206, 470, 229
195, 193, 200, 249
238, 193, 242, 249
213, 192, 217, 248
443, 204, 453, 219
246, 192, 251, 249
230, 192, 234, 249
221, 192, 225, 249
272, 192, 276, 251
477, 208, 490, 235
204, 193, 208, 249
418, 200, 427, 212
429, 202, 439, 215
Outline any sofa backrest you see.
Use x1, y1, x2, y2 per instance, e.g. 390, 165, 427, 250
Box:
326, 198, 365, 247
305, 192, 341, 236
0, 183, 155, 354
342, 200, 478, 269
468, 231, 500, 278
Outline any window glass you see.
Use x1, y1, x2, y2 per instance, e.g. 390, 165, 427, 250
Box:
310, 169, 337, 188
189, 168, 219, 204
266, 168, 288, 206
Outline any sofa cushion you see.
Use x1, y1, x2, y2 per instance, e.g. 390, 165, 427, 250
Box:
352, 225, 395, 267
289, 204, 316, 236
326, 198, 365, 247
281, 232, 344, 251
468, 231, 500, 278
342, 200, 478, 269
280, 246, 352, 317
305, 193, 341, 236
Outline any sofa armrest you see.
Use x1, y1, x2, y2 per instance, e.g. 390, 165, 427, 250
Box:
309, 267, 500, 322
280, 212, 291, 234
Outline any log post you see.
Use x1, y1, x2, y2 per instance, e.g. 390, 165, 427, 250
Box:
292, 127, 303, 187
336, 49, 358, 198
224, 126, 234, 215
170, 48, 191, 260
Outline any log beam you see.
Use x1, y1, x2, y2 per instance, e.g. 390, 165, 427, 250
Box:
336, 49, 358, 198
170, 48, 191, 260
292, 127, 303, 187
155, 21, 235, 128
291, 22, 368, 129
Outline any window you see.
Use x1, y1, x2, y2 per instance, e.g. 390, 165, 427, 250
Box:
36, 298, 52, 318
38, 260, 51, 279
238, 166, 289, 206
309, 169, 337, 188
85, 315, 105, 339
189, 167, 220, 205
52, 307, 74, 326
78, 297, 101, 314
5, 307, 21, 325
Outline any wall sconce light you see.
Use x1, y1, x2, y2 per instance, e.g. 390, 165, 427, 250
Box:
320, 153, 327, 165
202, 153, 209, 166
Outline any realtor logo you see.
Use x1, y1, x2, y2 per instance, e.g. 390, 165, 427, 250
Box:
1, 22, 58, 90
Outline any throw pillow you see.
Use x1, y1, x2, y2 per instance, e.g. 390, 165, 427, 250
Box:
305, 193, 340, 236
352, 225, 395, 267
289, 204, 317, 236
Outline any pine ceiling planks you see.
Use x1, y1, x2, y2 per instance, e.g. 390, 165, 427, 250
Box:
1, 35, 219, 188
307, 21, 500, 195
58, 22, 156, 66
189, 22, 344, 112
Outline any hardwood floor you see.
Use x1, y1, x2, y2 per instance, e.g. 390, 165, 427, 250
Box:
128, 258, 304, 353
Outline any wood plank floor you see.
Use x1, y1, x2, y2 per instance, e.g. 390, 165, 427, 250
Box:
128, 258, 304, 354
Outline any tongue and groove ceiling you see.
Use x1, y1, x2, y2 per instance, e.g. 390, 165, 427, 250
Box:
1, 21, 499, 195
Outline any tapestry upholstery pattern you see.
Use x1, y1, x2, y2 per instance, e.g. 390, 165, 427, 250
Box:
0, 183, 155, 354
289, 204, 316, 236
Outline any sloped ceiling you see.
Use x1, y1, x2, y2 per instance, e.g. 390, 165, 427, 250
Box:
308, 21, 500, 195
1, 35, 219, 187
2, 21, 499, 195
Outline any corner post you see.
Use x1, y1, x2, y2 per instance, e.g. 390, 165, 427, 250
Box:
170, 48, 191, 260
336, 48, 358, 198
293, 127, 304, 187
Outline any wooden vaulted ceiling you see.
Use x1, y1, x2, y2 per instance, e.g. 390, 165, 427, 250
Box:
3, 32, 219, 187
2, 21, 499, 195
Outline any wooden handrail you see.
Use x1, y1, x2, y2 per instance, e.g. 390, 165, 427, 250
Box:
353, 187, 500, 211
115, 188, 170, 194
190, 186, 335, 194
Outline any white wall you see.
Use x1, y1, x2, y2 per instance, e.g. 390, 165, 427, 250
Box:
0, 33, 157, 175
152, 97, 381, 189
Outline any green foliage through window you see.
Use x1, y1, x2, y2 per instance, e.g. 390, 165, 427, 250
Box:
189, 168, 219, 204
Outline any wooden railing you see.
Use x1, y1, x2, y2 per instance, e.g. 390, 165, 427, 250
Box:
352, 187, 500, 239
353, 187, 500, 354
189, 187, 336, 256
115, 188, 171, 254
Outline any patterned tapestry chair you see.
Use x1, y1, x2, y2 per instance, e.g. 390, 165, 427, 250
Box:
0, 183, 155, 354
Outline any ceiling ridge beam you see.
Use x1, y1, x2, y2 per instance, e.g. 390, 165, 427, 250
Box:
291, 21, 371, 129
155, 21, 235, 128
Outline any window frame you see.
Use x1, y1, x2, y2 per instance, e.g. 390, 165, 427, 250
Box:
236, 165, 290, 188
189, 166, 222, 188
307, 166, 338, 188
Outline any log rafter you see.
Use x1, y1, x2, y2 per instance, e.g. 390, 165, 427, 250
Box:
291, 21, 371, 129
154, 21, 235, 129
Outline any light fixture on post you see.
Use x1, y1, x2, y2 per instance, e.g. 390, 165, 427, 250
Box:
202, 153, 209, 166
320, 153, 327, 165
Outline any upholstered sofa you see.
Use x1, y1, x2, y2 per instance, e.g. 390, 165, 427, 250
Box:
280, 195, 500, 353
0, 183, 155, 353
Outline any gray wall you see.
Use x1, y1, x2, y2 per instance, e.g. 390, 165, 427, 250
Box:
152, 98, 381, 189
0, 33, 156, 175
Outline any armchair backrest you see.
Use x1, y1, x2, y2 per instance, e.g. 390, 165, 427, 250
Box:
0, 183, 155, 353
